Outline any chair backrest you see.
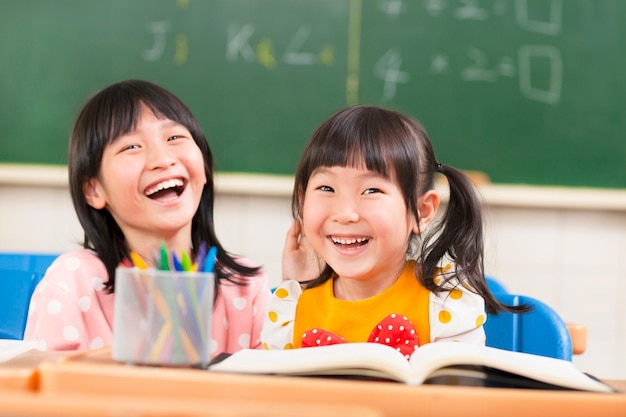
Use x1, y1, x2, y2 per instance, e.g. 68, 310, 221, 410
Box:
0, 252, 59, 339
0, 269, 42, 339
0, 252, 58, 275
484, 293, 573, 361
485, 276, 509, 295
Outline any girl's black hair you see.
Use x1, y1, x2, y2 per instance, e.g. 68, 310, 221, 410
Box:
68, 79, 260, 295
292, 105, 526, 315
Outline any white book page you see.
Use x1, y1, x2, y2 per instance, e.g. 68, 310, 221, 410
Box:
408, 342, 612, 392
210, 343, 414, 382
0, 339, 39, 363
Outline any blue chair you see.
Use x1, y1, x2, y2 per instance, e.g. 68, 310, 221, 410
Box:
0, 269, 44, 339
485, 276, 509, 295
0, 252, 58, 275
484, 276, 574, 361
485, 276, 587, 361
0, 252, 59, 340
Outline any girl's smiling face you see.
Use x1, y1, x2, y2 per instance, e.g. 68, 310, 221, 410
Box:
301, 165, 419, 296
83, 106, 206, 255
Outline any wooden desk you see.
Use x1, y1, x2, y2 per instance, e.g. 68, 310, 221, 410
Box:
29, 348, 625, 417
1, 347, 624, 417
0, 390, 382, 417
0, 349, 381, 417
0, 349, 72, 391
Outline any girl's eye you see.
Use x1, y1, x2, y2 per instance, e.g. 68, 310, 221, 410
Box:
122, 144, 140, 151
363, 188, 382, 195
167, 135, 181, 141
318, 185, 334, 192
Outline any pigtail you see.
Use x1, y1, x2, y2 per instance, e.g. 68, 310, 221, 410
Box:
421, 164, 528, 315
421, 163, 483, 292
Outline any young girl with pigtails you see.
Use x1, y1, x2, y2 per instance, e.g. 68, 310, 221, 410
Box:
262, 105, 525, 356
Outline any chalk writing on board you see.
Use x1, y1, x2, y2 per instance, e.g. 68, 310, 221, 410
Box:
142, 0, 189, 65
227, 24, 256, 62
226, 23, 334, 67
414, 0, 562, 34
371, 0, 563, 104
257, 38, 277, 69
174, 34, 188, 66
516, 0, 562, 35
454, 0, 489, 20
140, 0, 563, 106
377, 0, 404, 18
374, 49, 409, 102
422, 0, 506, 19
374, 44, 561, 105
283, 27, 318, 65
518, 45, 561, 104
461, 48, 516, 82
143, 21, 170, 62
143, 20, 187, 66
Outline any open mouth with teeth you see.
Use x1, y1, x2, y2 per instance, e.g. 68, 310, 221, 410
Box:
331, 236, 370, 248
145, 178, 186, 201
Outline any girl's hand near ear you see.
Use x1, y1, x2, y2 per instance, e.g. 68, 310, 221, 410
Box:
281, 219, 325, 282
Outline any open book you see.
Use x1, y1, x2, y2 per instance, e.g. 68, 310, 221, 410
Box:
209, 342, 615, 393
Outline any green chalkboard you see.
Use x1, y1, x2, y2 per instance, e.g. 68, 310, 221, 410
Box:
1, 0, 624, 188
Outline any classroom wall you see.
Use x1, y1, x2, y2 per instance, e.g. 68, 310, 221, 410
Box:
1, 168, 625, 380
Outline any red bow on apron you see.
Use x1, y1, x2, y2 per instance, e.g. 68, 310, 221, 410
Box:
301, 313, 420, 360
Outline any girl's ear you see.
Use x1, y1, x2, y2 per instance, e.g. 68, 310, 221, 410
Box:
83, 178, 107, 209
413, 190, 440, 233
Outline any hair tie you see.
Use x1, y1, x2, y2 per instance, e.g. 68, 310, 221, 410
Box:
435, 163, 443, 172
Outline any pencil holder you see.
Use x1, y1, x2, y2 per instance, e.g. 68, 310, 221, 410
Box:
112, 267, 214, 367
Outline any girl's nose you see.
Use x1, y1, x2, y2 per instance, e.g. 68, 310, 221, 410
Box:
331, 196, 360, 224
146, 142, 176, 170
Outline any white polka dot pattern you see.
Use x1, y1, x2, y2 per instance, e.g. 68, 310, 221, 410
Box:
233, 297, 247, 310
64, 257, 81, 271
238, 333, 251, 348
90, 337, 104, 349
62, 326, 80, 341
46, 300, 62, 315
78, 296, 91, 312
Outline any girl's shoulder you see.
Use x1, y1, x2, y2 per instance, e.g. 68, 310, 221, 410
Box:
429, 264, 485, 306
272, 279, 304, 299
51, 248, 101, 262
47, 248, 104, 273
41, 249, 107, 291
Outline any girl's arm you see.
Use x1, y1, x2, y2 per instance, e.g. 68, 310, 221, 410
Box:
428, 282, 487, 345
24, 280, 89, 350
260, 280, 303, 349
23, 250, 113, 351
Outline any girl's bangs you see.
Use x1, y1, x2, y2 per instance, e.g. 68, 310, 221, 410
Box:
106, 98, 172, 145
310, 132, 391, 179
